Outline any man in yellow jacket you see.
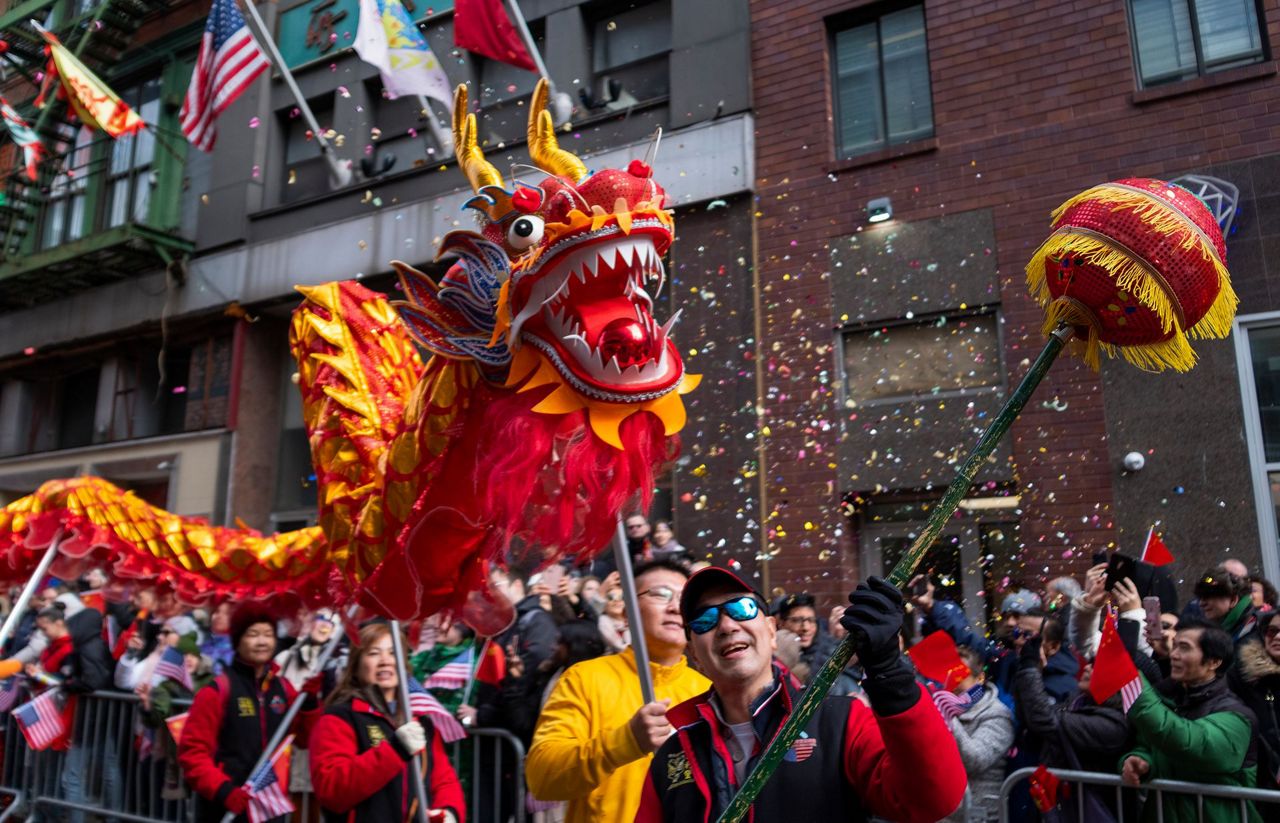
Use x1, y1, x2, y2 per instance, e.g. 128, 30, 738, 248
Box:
526, 558, 710, 822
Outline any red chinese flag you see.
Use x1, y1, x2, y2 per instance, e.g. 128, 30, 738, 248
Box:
1088, 613, 1143, 712
1141, 529, 1174, 566
454, 0, 538, 72
475, 640, 506, 686
165, 711, 189, 747
907, 630, 971, 691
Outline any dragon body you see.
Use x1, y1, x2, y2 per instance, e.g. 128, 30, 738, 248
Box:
0, 81, 696, 630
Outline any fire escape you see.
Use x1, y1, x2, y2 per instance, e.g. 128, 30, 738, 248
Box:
0, 0, 192, 312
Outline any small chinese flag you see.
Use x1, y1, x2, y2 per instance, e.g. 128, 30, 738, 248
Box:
475, 639, 506, 686
1088, 613, 1143, 712
165, 711, 189, 747
907, 630, 972, 691
1141, 528, 1174, 566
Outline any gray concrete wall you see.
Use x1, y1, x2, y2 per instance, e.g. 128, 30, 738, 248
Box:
830, 208, 1013, 493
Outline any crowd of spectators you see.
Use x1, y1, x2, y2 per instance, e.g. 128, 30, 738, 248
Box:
2, 517, 1280, 822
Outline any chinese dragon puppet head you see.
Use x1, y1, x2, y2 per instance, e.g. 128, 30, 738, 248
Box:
290, 80, 698, 631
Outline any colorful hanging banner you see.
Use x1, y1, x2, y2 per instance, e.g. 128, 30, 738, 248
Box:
0, 96, 44, 180
35, 26, 144, 138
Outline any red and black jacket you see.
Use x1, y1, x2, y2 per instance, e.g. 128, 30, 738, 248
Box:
177, 658, 305, 823
37, 634, 75, 752
309, 697, 465, 823
635, 663, 967, 823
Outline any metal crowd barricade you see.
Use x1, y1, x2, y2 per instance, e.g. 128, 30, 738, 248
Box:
448, 727, 527, 823
998, 766, 1280, 823
1, 689, 196, 823
0, 691, 529, 823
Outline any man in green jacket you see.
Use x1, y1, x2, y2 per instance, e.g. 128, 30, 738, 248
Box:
1121, 617, 1259, 823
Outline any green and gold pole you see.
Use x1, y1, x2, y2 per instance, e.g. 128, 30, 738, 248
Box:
716, 324, 1073, 823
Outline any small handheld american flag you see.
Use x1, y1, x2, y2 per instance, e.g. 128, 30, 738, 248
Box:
407, 677, 466, 743
13, 689, 66, 751
0, 675, 24, 713
152, 646, 194, 692
424, 646, 475, 690
245, 734, 294, 823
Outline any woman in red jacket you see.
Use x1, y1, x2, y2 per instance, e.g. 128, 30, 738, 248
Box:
178, 607, 313, 823
310, 623, 464, 823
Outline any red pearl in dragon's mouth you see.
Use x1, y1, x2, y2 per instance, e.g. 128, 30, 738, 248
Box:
597, 317, 653, 369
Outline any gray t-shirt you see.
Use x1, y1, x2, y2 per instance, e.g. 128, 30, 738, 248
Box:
727, 721, 757, 785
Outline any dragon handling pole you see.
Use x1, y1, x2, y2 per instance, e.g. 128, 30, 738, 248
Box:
716, 324, 1073, 823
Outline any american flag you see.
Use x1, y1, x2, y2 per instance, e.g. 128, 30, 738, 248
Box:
13, 690, 66, 751
152, 646, 193, 692
424, 646, 475, 690
180, 0, 270, 151
407, 677, 466, 743
0, 676, 24, 713
246, 734, 295, 823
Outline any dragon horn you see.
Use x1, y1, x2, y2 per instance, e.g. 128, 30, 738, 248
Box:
453, 84, 504, 193
528, 78, 587, 183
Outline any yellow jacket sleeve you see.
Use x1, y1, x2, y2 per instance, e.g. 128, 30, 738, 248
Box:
526, 664, 645, 800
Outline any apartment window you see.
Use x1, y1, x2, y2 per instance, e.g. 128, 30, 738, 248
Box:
280, 98, 336, 203
1129, 0, 1266, 86
831, 4, 933, 158
1236, 318, 1280, 580
588, 0, 671, 106
843, 312, 1001, 404
40, 126, 95, 249
106, 78, 162, 227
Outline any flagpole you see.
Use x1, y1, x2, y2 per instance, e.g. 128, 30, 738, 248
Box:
415, 95, 454, 156
459, 636, 491, 709
238, 0, 353, 189
503, 0, 572, 125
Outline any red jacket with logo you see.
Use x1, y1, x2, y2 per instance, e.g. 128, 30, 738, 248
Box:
634, 668, 966, 822
177, 658, 312, 821
310, 697, 465, 822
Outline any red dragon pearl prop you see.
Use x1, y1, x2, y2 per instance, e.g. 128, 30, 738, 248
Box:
1025, 177, 1237, 372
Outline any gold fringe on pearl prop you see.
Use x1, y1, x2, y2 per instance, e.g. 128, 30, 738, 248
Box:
1025, 192, 1239, 373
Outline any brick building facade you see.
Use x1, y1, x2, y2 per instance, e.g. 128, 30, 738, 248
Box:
751, 0, 1280, 620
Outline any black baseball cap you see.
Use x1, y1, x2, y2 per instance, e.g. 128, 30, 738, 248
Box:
679, 567, 765, 621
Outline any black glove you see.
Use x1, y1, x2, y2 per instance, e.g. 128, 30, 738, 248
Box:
1019, 635, 1043, 669
841, 578, 918, 717
840, 577, 904, 668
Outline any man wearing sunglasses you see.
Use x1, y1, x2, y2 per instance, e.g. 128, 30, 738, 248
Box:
526, 559, 710, 823
636, 567, 966, 822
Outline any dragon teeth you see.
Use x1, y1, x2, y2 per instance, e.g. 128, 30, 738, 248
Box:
659, 309, 682, 339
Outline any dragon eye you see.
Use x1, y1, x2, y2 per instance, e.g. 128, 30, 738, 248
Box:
507, 215, 545, 250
